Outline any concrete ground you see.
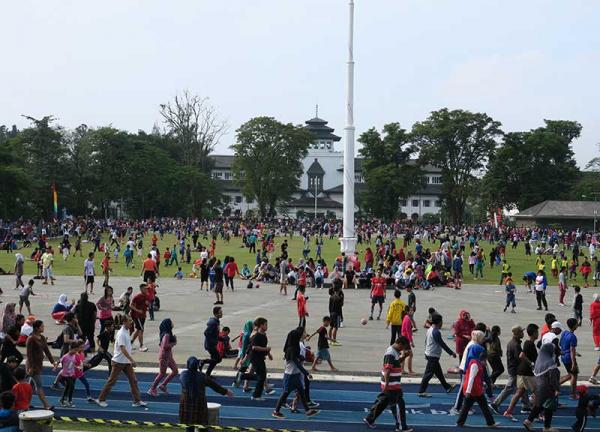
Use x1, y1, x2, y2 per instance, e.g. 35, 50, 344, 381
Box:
1, 274, 598, 378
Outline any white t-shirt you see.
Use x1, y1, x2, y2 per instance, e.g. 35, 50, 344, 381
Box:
541, 331, 558, 346
84, 259, 95, 276
113, 326, 133, 364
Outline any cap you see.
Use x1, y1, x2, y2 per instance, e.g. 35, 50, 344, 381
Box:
551, 321, 564, 330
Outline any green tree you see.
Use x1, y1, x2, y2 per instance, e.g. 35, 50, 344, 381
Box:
232, 117, 313, 217
64, 125, 96, 215
412, 108, 503, 225
358, 123, 425, 219
0, 139, 31, 219
482, 120, 581, 210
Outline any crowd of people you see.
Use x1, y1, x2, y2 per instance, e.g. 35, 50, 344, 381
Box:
1, 217, 600, 431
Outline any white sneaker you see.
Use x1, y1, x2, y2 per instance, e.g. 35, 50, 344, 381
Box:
139, 346, 148, 352
340, 322, 344, 328
132, 401, 148, 407
589, 376, 598, 384
449, 407, 459, 415
95, 399, 108, 408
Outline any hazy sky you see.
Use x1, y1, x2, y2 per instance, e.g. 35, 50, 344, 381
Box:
3, 0, 598, 166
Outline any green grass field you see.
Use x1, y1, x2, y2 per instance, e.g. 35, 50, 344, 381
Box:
0, 234, 569, 286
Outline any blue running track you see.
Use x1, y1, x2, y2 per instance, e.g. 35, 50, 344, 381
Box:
40, 369, 600, 431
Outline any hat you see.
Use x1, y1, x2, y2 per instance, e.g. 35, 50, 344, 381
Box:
511, 325, 523, 335
551, 321, 564, 331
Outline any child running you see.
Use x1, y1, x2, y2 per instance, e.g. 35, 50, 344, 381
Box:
148, 318, 178, 396
503, 273, 516, 313
307, 317, 337, 372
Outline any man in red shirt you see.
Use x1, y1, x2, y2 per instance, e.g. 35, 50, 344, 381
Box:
370, 269, 387, 321
130, 284, 149, 352
297, 285, 309, 328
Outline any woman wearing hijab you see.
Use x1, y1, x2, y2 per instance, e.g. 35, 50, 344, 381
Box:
523, 343, 561, 432
179, 356, 232, 431
1, 304, 17, 338
148, 318, 178, 396
590, 294, 600, 350
453, 310, 475, 360
51, 294, 74, 324
456, 344, 498, 427
233, 320, 254, 392
14, 253, 25, 290
272, 328, 319, 419
75, 292, 97, 352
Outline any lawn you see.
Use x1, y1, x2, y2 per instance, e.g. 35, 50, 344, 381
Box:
0, 234, 568, 286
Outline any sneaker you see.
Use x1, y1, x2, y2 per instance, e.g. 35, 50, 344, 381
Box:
60, 400, 69, 408
308, 401, 320, 409
265, 388, 276, 395
339, 322, 344, 328
503, 306, 507, 312
95, 399, 108, 408
363, 418, 376, 429
521, 406, 532, 414
147, 388, 158, 397
68, 401, 76, 408
449, 407, 459, 416
369, 316, 374, 320
87, 396, 94, 403
158, 386, 169, 395
523, 420, 534, 432
132, 401, 148, 407
139, 346, 148, 352
305, 409, 320, 417
503, 412, 518, 422
446, 384, 457, 394
376, 316, 381, 320
399, 428, 414, 432
489, 404, 501, 415
595, 347, 600, 351
251, 396, 266, 401
417, 392, 432, 398
589, 376, 598, 384
272, 411, 285, 419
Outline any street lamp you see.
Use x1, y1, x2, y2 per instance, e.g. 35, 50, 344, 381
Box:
582, 193, 600, 233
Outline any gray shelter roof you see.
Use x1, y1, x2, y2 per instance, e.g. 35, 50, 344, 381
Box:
307, 158, 325, 175
515, 200, 600, 220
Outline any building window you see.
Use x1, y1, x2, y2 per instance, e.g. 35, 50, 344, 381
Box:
224, 171, 232, 180
432, 176, 442, 184
412, 199, 419, 207
354, 173, 363, 183
435, 200, 442, 207
399, 199, 407, 207
235, 196, 242, 204
247, 197, 253, 204
423, 200, 430, 207
212, 171, 223, 179
426, 176, 431, 184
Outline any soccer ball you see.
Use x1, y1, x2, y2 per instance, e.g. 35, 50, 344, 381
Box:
255, 283, 260, 288
361, 318, 368, 325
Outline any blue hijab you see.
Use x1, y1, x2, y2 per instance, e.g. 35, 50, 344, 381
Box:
465, 343, 485, 366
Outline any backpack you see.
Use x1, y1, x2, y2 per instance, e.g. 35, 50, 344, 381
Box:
51, 332, 64, 349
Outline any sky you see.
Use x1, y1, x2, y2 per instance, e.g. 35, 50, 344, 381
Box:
2, 0, 599, 167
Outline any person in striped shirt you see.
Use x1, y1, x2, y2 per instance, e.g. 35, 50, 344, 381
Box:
363, 336, 413, 432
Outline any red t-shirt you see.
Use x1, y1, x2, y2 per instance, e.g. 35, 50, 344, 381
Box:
130, 293, 148, 319
225, 262, 238, 278
371, 277, 386, 297
101, 257, 110, 271
143, 258, 157, 272
298, 271, 307, 286
146, 283, 156, 301
12, 382, 32, 410
297, 292, 307, 317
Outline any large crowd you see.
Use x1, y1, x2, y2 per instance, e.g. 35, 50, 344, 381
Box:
0, 217, 600, 431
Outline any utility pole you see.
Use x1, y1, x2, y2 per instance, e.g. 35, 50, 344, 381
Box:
340, 0, 357, 254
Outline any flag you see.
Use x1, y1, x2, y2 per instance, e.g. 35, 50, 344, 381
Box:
51, 182, 58, 217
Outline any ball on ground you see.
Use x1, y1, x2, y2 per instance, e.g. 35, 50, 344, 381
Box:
361, 318, 368, 325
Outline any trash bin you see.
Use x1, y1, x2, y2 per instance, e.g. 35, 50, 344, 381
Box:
19, 410, 54, 432
207, 402, 221, 425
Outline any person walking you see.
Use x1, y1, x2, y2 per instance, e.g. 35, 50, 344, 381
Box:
94, 314, 147, 408
25, 320, 58, 410
148, 318, 178, 396
96, 286, 115, 334
75, 292, 97, 352
535, 270, 549, 311
417, 314, 457, 397
363, 336, 414, 432
203, 307, 222, 377
83, 252, 95, 294
590, 293, 600, 350
522, 343, 561, 432
129, 284, 149, 352
179, 356, 233, 432
14, 253, 24, 291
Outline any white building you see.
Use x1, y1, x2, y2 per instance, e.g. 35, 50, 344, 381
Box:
210, 115, 443, 219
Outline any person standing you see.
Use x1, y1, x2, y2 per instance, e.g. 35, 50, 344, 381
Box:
534, 270, 548, 311
14, 254, 24, 291
203, 306, 222, 377
400, 306, 415, 375
75, 292, 97, 352
25, 320, 58, 410
363, 336, 414, 432
369, 269, 387, 320
213, 260, 224, 305
129, 284, 149, 352
559, 318, 579, 400
385, 290, 406, 345
296, 285, 309, 329
590, 293, 600, 350
83, 253, 95, 294
417, 314, 457, 397
141, 254, 158, 283
224, 257, 240, 291
179, 356, 233, 432
41, 248, 55, 285
94, 314, 147, 408
101, 252, 111, 287
522, 343, 560, 432
96, 286, 115, 334
328, 283, 343, 344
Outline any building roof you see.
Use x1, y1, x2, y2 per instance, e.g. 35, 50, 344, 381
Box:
324, 183, 441, 196
286, 196, 343, 209
211, 155, 235, 169
305, 117, 341, 142
307, 158, 325, 175
515, 200, 600, 220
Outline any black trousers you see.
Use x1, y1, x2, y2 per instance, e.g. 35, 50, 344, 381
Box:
456, 395, 495, 426
536, 290, 548, 309
419, 356, 450, 393
527, 403, 554, 429
488, 355, 504, 383
87, 350, 113, 373
366, 390, 408, 429
390, 325, 401, 346
251, 358, 266, 398
205, 346, 222, 376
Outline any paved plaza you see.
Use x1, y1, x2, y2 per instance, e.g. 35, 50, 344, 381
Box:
1, 274, 599, 378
